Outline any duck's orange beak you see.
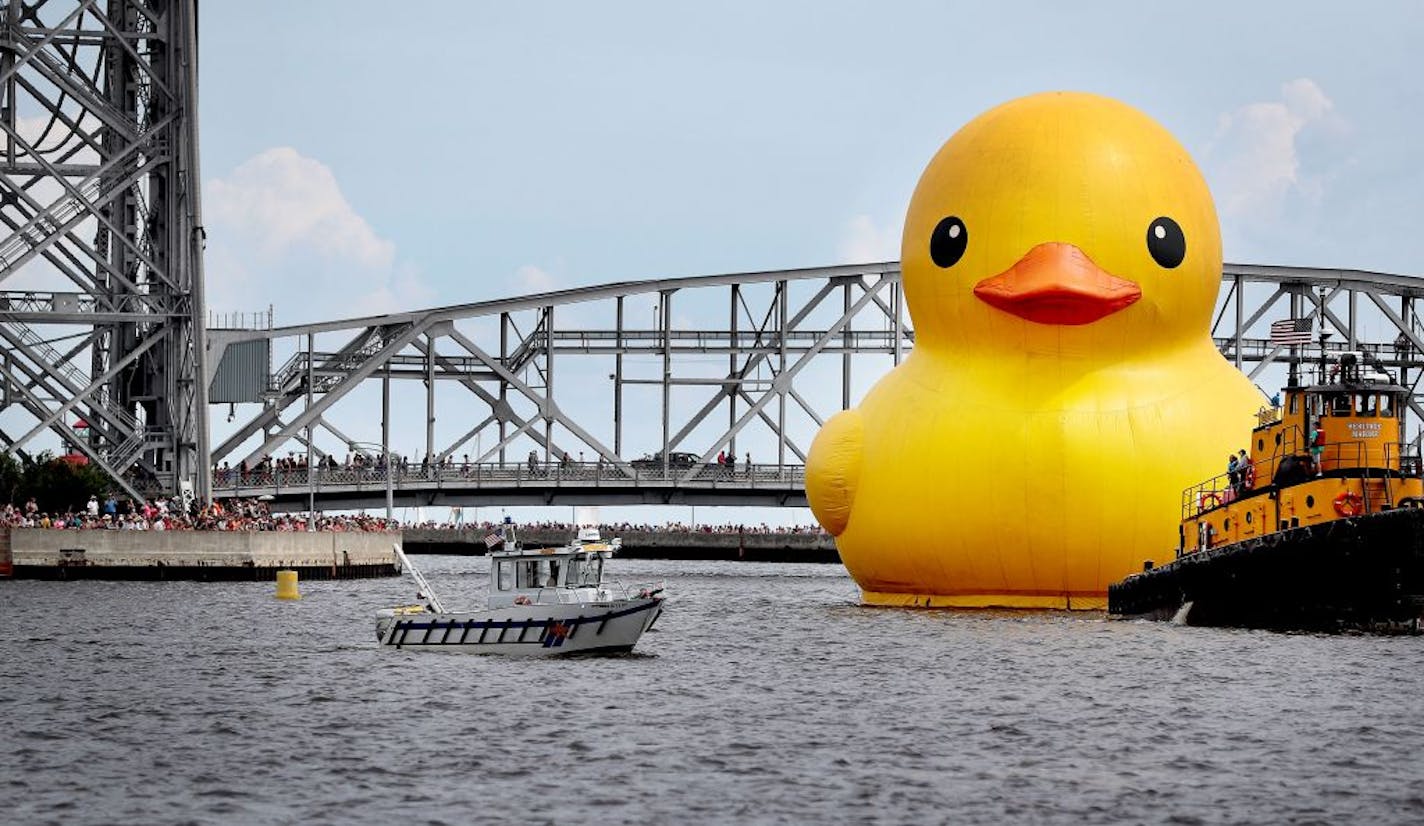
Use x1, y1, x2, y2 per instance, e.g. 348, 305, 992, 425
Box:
973, 242, 1140, 325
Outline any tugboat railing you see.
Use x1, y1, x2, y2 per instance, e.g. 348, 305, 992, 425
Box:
1181, 435, 1421, 521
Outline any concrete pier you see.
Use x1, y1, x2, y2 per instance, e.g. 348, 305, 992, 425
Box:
403, 526, 839, 563
4, 527, 399, 581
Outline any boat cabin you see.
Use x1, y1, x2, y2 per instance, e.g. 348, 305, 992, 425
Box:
487, 528, 620, 608
1180, 351, 1423, 555
1250, 352, 1407, 484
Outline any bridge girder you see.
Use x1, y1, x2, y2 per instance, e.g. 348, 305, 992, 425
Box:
205, 261, 1424, 510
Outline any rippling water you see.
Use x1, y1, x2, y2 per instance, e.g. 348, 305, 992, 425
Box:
3, 556, 1424, 825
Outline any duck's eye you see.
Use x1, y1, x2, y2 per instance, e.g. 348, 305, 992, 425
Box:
930, 216, 968, 268
1146, 217, 1185, 269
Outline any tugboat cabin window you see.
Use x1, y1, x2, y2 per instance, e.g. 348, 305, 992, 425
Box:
1330, 394, 1350, 416
1380, 395, 1395, 418
1288, 394, 1299, 415
496, 560, 515, 591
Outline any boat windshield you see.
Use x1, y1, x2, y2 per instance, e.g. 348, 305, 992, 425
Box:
567, 555, 603, 587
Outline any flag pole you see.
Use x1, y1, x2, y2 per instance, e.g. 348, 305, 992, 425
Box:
1288, 292, 1299, 387
1317, 288, 1330, 384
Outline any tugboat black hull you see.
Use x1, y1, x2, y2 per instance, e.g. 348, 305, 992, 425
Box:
1109, 508, 1424, 631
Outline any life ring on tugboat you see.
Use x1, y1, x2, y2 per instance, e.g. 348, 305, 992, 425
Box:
513, 596, 532, 605
1333, 490, 1365, 518
1198, 492, 1221, 511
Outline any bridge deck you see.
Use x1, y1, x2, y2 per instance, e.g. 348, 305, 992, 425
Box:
210, 462, 808, 509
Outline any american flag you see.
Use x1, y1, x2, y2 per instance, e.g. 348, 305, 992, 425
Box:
1269, 318, 1313, 346
484, 532, 504, 549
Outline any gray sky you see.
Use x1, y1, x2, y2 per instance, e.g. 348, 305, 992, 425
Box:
192, 1, 1423, 525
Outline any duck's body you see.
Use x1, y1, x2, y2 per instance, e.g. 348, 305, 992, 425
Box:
820, 342, 1261, 608
807, 92, 1263, 608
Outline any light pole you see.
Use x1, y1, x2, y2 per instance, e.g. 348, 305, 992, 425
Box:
349, 441, 394, 524
306, 424, 315, 531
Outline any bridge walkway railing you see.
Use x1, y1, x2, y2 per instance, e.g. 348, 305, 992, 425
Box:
208, 460, 806, 498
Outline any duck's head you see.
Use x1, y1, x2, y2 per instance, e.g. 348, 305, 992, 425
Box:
902, 92, 1221, 356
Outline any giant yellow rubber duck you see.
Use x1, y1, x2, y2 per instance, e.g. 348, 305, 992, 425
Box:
807, 92, 1263, 609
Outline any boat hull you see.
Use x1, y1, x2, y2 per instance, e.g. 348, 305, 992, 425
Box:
376, 596, 664, 655
1108, 507, 1424, 631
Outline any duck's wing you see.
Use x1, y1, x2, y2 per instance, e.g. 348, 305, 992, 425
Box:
806, 409, 864, 536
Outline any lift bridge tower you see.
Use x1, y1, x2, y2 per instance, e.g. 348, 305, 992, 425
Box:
0, 0, 209, 501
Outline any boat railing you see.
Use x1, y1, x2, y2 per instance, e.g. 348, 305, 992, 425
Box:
1182, 470, 1242, 520
1388, 442, 1423, 479
601, 579, 665, 602
1317, 439, 1395, 475
530, 587, 579, 605
1254, 424, 1309, 494
1279, 424, 1307, 459
1183, 437, 1421, 519
522, 580, 657, 604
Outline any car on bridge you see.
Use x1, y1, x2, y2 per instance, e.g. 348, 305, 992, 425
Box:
630, 451, 704, 470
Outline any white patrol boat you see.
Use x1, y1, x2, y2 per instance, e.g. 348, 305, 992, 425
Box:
376, 527, 665, 656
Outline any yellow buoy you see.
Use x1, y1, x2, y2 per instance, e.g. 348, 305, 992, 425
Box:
275, 569, 301, 600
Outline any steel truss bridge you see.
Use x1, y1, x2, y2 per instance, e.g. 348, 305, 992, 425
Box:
2, 2, 1424, 511
200, 261, 1424, 511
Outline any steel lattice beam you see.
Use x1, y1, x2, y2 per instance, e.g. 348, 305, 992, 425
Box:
205, 261, 1424, 509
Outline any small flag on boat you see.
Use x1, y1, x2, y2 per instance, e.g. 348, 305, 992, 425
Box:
484, 532, 503, 549
1269, 318, 1313, 346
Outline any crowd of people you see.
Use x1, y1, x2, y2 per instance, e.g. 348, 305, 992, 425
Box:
400, 518, 828, 536
2, 495, 396, 533
3, 493, 822, 536
213, 449, 780, 487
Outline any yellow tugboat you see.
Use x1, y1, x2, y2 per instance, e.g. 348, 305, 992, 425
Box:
1109, 349, 1424, 630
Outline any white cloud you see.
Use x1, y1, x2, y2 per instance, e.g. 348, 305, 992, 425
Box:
1206, 78, 1345, 223
345, 262, 437, 317
204, 147, 430, 321
207, 147, 394, 269
836, 214, 901, 264
514, 264, 558, 292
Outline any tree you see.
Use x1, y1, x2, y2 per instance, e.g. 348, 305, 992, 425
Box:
17, 452, 110, 513
0, 452, 22, 505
